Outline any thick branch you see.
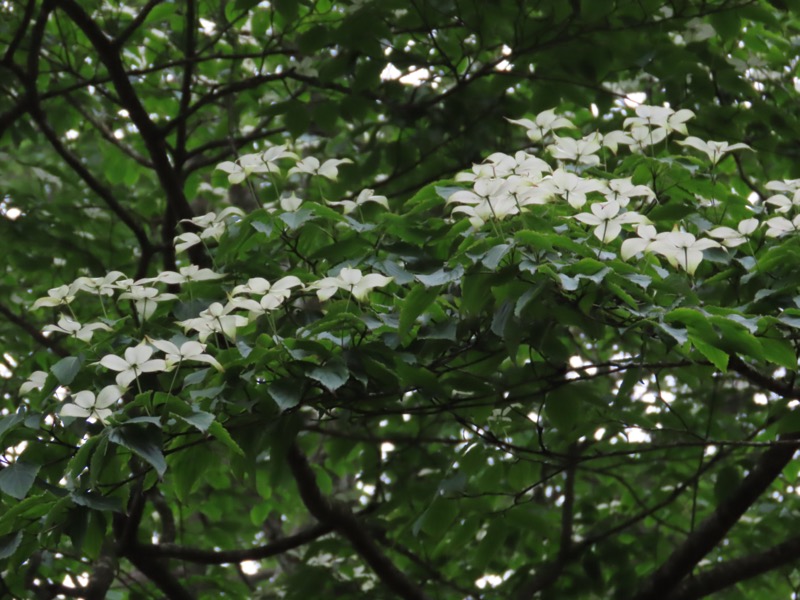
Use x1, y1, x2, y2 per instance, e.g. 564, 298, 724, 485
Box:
667, 534, 800, 600
143, 522, 332, 564
286, 442, 431, 600
633, 433, 800, 600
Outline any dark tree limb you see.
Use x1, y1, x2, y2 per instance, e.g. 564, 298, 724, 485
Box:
633, 433, 800, 600
667, 534, 800, 600
286, 442, 431, 600
0, 302, 67, 357
142, 522, 332, 564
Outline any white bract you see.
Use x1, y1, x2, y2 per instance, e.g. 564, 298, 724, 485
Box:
71, 271, 127, 296
288, 157, 353, 180
529, 169, 604, 208
43, 316, 112, 342
648, 231, 721, 274
179, 303, 248, 341
229, 275, 303, 312
60, 385, 123, 425
309, 267, 393, 301
141, 265, 225, 285
573, 201, 647, 243
328, 189, 389, 215
32, 285, 76, 310
119, 286, 178, 320
765, 191, 800, 213
624, 105, 694, 135
708, 218, 759, 247
506, 109, 574, 142
547, 135, 602, 166
20, 371, 48, 395
280, 193, 303, 212
764, 215, 800, 238
216, 153, 271, 184
603, 178, 656, 206
677, 137, 751, 165
99, 345, 167, 387
148, 339, 224, 372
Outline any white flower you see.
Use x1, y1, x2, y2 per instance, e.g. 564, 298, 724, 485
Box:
61, 385, 123, 424
677, 137, 751, 165
603, 178, 656, 206
43, 316, 112, 342
648, 231, 721, 274
288, 157, 353, 180
328, 189, 389, 215
99, 345, 167, 387
620, 224, 664, 260
180, 303, 248, 341
506, 109, 575, 142
280, 193, 303, 212
765, 191, 800, 214
528, 169, 604, 208
216, 153, 271, 184
601, 130, 635, 154
20, 371, 48, 395
547, 135, 601, 166
452, 197, 519, 228
573, 201, 647, 243
309, 267, 393, 301
627, 125, 668, 150
624, 105, 695, 135
32, 285, 76, 310
230, 275, 303, 312
148, 339, 224, 372
261, 145, 299, 168
765, 179, 800, 195
119, 286, 178, 320
140, 265, 225, 285
764, 215, 800, 238
707, 218, 759, 247
71, 271, 127, 296
176, 208, 245, 252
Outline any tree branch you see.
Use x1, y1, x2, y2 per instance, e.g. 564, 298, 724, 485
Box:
632, 432, 800, 600
667, 534, 800, 600
142, 522, 332, 564
286, 442, 431, 600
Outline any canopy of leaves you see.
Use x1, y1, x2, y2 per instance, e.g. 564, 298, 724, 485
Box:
2, 1, 800, 599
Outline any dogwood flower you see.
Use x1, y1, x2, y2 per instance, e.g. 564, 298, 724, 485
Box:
627, 125, 668, 150
765, 179, 800, 195
547, 135, 602, 166
764, 215, 800, 238
118, 286, 178, 320
528, 169, 604, 208
677, 137, 751, 165
147, 339, 224, 371
573, 201, 647, 243
708, 218, 759, 247
288, 157, 353, 180
229, 275, 303, 312
98, 345, 167, 387
180, 303, 248, 341
43, 316, 112, 342
32, 285, 76, 309
280, 193, 303, 212
601, 130, 635, 154
216, 153, 272, 184
603, 178, 656, 206
620, 224, 664, 260
452, 196, 519, 228
61, 385, 123, 424
71, 271, 127, 296
506, 109, 575, 141
648, 231, 721, 274
309, 267, 393, 301
328, 189, 389, 215
176, 208, 245, 252
623, 105, 695, 135
765, 191, 800, 213
140, 265, 225, 285
20, 371, 48, 395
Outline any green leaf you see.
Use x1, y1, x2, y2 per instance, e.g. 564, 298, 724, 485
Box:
176, 410, 215, 433
0, 531, 22, 560
207, 421, 245, 457
51, 356, 83, 385
70, 491, 123, 512
108, 425, 166, 477
399, 284, 439, 346
0, 462, 39, 500
690, 336, 729, 372
760, 337, 796, 370
308, 358, 350, 392
269, 379, 302, 411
